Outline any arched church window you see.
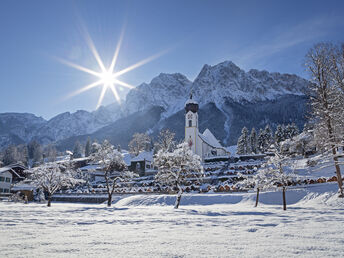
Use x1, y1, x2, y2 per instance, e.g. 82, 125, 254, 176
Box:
189, 120, 192, 127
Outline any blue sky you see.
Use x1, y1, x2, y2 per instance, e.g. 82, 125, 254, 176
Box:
1, 0, 343, 119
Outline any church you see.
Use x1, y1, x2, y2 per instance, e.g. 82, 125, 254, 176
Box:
184, 94, 229, 161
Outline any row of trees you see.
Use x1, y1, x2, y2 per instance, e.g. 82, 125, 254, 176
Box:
0, 141, 58, 167
236, 145, 292, 210
237, 124, 299, 155
26, 133, 202, 209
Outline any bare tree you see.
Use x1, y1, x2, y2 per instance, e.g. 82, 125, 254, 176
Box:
128, 133, 151, 156
305, 43, 344, 197
154, 142, 204, 209
91, 140, 137, 207
27, 162, 81, 207
154, 129, 176, 153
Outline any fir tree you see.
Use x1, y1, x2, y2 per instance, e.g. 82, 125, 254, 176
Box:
85, 137, 91, 157
249, 128, 258, 154
237, 127, 249, 155
257, 129, 265, 153
263, 125, 273, 152
274, 124, 285, 145
72, 141, 83, 159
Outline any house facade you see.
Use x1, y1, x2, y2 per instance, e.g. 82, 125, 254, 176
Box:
0, 169, 12, 194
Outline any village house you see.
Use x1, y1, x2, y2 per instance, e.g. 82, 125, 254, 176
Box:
0, 168, 12, 195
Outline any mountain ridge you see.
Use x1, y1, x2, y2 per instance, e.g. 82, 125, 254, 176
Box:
0, 60, 310, 150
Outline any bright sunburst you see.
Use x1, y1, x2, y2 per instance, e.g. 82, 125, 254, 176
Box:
58, 27, 166, 109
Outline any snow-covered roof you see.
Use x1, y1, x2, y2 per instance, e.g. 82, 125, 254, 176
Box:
202, 129, 222, 148
80, 164, 102, 171
12, 184, 36, 191
131, 151, 153, 162
0, 167, 12, 174
185, 98, 198, 105
122, 152, 132, 166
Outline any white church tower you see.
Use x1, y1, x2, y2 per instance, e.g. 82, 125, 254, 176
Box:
185, 94, 202, 157
185, 94, 229, 160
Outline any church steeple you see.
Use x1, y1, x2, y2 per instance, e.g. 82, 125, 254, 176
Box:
185, 92, 199, 113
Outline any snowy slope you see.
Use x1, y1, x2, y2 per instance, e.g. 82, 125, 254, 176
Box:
125, 73, 191, 117
192, 61, 308, 106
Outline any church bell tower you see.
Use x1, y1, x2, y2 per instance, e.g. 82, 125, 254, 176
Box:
185, 94, 199, 155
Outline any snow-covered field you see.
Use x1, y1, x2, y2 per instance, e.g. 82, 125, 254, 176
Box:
1, 183, 344, 257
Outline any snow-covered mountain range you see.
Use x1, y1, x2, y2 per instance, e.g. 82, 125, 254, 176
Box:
0, 61, 310, 150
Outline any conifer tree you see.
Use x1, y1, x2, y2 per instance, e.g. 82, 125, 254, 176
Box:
249, 128, 258, 154
237, 127, 249, 154
72, 141, 83, 159
274, 124, 285, 145
257, 129, 265, 153
85, 137, 91, 157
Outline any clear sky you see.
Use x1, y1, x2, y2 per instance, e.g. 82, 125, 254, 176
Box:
1, 0, 344, 119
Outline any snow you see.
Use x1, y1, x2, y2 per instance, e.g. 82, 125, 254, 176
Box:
1, 182, 344, 257
202, 129, 222, 148
131, 151, 153, 162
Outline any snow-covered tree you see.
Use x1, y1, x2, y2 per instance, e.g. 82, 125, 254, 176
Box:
43, 144, 57, 162
263, 125, 273, 151
91, 140, 137, 207
274, 124, 285, 146
72, 141, 83, 159
2, 145, 19, 165
249, 128, 258, 154
305, 42, 344, 197
257, 128, 265, 153
236, 167, 280, 207
284, 123, 299, 140
129, 133, 151, 156
28, 140, 43, 165
154, 142, 204, 209
27, 162, 81, 207
154, 129, 176, 153
85, 137, 92, 157
237, 127, 249, 155
236, 146, 293, 210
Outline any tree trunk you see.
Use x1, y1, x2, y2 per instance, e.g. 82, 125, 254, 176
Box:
107, 193, 112, 207
331, 146, 344, 197
255, 188, 260, 207
47, 194, 52, 207
282, 187, 286, 211
174, 185, 183, 209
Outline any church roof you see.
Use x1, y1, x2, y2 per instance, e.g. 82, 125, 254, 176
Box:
185, 98, 198, 105
185, 93, 198, 106
198, 129, 223, 148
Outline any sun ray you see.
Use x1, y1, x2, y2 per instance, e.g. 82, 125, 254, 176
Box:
109, 27, 125, 73
60, 24, 168, 108
113, 79, 135, 89
55, 57, 101, 77
109, 84, 121, 103
96, 85, 108, 109
81, 25, 107, 73
66, 80, 104, 99
114, 49, 169, 77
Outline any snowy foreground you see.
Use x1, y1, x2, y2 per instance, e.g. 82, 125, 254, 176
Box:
1, 183, 344, 257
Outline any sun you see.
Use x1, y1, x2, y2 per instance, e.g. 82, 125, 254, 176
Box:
100, 70, 115, 86
58, 27, 167, 109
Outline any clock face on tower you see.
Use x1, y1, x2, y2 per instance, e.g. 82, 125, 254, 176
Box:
187, 114, 193, 119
